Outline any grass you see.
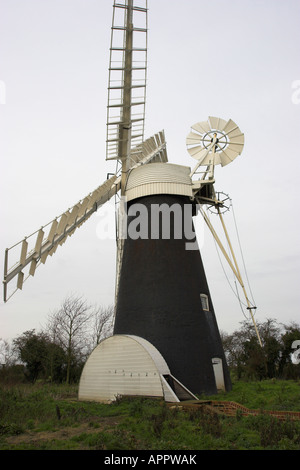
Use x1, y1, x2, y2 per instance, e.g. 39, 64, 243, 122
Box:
200, 378, 300, 411
0, 380, 300, 450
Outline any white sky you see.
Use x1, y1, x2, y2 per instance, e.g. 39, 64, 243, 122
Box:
0, 0, 300, 341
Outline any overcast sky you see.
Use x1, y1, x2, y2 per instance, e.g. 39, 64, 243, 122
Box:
1, 0, 300, 342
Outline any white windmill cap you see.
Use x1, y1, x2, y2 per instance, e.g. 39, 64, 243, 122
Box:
124, 162, 193, 202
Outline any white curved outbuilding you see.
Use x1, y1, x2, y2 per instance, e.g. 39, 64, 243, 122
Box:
78, 335, 197, 403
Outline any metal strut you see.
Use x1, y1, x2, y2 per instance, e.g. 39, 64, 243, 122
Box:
198, 200, 263, 348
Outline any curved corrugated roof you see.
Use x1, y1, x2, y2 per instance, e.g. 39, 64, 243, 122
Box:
125, 162, 193, 201
78, 334, 171, 403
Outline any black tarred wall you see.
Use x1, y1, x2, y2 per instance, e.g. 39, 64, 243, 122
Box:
114, 194, 231, 395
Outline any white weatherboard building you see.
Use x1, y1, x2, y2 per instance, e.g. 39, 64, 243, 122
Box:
78, 335, 197, 403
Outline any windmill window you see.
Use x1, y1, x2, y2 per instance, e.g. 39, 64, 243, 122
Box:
200, 294, 209, 311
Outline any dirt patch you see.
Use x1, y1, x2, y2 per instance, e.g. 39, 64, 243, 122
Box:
5, 416, 121, 448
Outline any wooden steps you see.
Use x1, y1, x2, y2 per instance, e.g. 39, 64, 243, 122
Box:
167, 400, 300, 421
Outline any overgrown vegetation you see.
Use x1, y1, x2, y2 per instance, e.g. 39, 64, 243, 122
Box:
0, 380, 299, 450
0, 295, 114, 385
1, 297, 299, 449
1, 314, 299, 386
222, 319, 300, 380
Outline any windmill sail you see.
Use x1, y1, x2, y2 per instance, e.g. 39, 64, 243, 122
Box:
106, 0, 148, 183
3, 175, 120, 302
3, 129, 167, 303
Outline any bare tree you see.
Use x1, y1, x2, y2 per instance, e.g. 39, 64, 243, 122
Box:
91, 305, 114, 348
47, 294, 94, 383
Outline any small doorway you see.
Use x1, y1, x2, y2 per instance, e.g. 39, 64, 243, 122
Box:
212, 357, 225, 391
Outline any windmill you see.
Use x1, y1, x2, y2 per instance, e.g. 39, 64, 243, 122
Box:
3, 0, 261, 402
